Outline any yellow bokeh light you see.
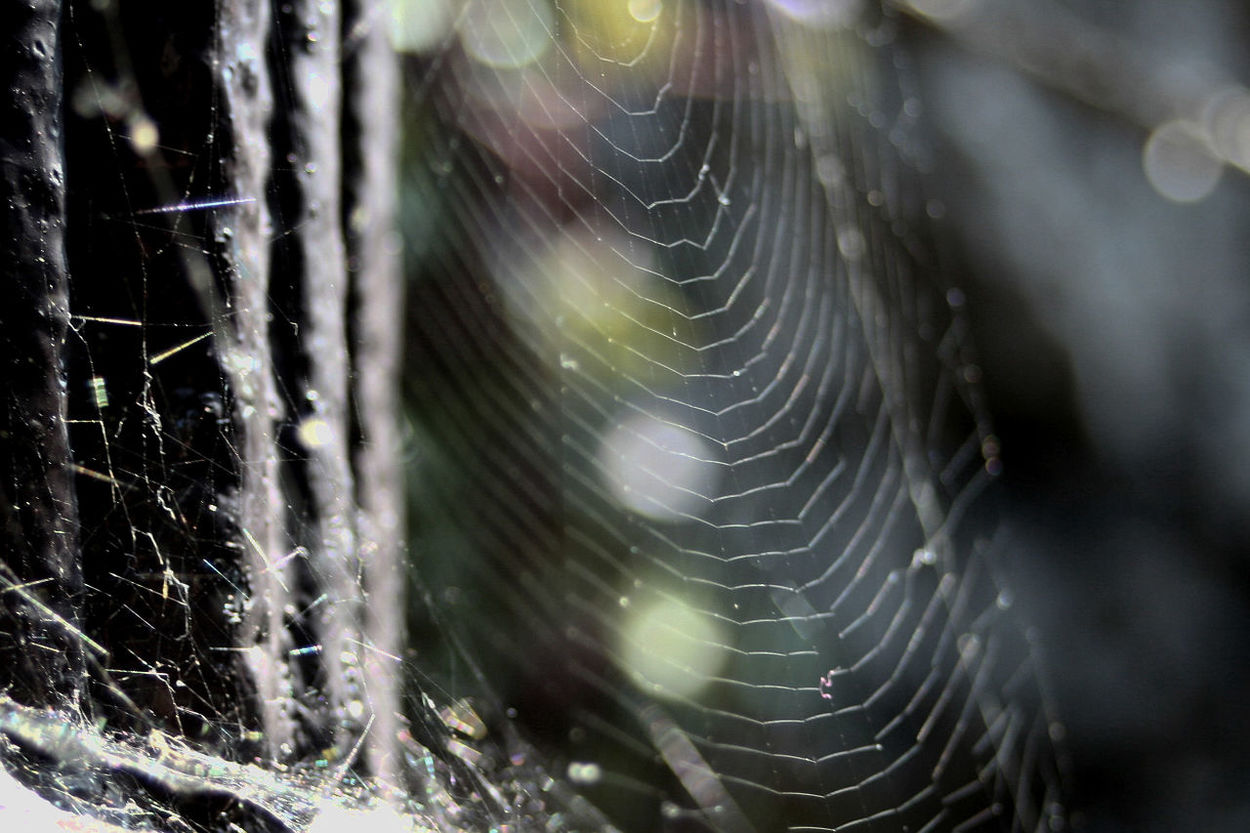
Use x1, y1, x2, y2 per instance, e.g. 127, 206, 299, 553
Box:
297, 417, 333, 449
129, 114, 159, 156
389, 0, 457, 55
619, 594, 729, 701
562, 0, 670, 70
628, 0, 661, 24
460, 0, 555, 70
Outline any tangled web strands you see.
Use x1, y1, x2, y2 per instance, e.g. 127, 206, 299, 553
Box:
0, 0, 1066, 832
403, 2, 1064, 833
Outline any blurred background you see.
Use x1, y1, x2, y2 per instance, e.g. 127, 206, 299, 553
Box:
389, 1, 1250, 831
903, 2, 1250, 831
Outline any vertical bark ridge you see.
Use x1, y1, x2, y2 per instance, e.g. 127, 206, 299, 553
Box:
342, 0, 404, 783
270, 0, 364, 757
217, 0, 296, 759
0, 0, 85, 711
4, 0, 403, 783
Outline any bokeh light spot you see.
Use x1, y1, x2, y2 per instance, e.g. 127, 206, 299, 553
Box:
460, 0, 554, 69
390, 0, 457, 54
620, 595, 729, 700
600, 414, 720, 522
1143, 119, 1223, 203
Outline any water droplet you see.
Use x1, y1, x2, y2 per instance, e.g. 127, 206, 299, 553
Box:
566, 761, 602, 785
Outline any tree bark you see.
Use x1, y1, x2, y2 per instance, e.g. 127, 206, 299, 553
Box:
1, 0, 403, 794
0, 0, 85, 713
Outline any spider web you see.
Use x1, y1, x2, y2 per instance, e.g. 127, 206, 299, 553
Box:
0, 1, 1066, 832
399, 2, 1063, 833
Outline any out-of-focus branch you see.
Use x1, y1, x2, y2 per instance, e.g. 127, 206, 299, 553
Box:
895, 0, 1250, 177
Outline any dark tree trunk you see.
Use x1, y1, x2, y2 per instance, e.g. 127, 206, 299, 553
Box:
0, 0, 402, 789
0, 0, 85, 713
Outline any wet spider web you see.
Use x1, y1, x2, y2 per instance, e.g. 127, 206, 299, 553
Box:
0, 1, 1065, 832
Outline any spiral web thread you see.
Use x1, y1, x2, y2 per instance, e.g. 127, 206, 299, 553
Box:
401, 2, 1066, 833
0, 2, 1066, 832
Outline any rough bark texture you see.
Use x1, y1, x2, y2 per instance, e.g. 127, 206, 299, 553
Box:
0, 0, 85, 712
269, 0, 367, 758
343, 0, 405, 782
0, 0, 403, 792
217, 0, 296, 759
